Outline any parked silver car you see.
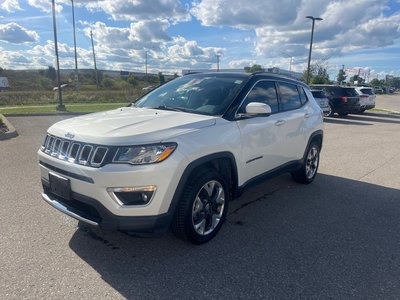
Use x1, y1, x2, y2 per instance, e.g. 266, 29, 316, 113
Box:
311, 89, 331, 117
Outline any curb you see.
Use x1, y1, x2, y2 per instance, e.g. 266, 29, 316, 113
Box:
0, 113, 18, 141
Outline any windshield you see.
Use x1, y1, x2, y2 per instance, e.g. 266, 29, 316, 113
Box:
133, 73, 247, 116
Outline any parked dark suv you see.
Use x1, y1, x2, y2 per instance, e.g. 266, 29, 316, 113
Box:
310, 85, 360, 117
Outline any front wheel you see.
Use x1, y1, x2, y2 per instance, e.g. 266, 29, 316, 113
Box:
291, 142, 320, 184
172, 169, 229, 244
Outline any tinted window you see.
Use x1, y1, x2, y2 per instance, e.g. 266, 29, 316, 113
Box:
360, 88, 374, 95
241, 80, 279, 113
343, 88, 358, 97
134, 73, 247, 116
311, 90, 325, 98
279, 82, 302, 111
299, 87, 309, 104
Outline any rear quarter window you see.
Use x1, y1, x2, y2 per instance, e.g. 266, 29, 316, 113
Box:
343, 88, 358, 97
360, 88, 374, 95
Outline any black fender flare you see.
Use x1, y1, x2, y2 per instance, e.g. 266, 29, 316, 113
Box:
166, 151, 238, 217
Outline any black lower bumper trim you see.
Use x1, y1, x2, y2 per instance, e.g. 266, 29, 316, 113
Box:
42, 180, 172, 233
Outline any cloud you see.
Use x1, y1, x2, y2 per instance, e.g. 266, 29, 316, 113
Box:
191, 0, 300, 29
0, 23, 39, 44
228, 59, 257, 69
85, 0, 190, 22
0, 0, 22, 12
84, 20, 171, 52
28, 0, 62, 13
191, 0, 400, 62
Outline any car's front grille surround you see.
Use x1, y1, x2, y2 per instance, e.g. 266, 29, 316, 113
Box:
40, 134, 111, 168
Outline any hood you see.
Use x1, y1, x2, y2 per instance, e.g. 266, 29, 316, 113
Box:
48, 107, 217, 145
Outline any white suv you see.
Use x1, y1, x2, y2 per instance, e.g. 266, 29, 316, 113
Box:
354, 86, 376, 112
38, 72, 324, 244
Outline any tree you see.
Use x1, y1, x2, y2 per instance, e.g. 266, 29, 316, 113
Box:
102, 77, 114, 88
158, 72, 165, 85
127, 73, 137, 86
337, 69, 346, 85
45, 66, 56, 81
0, 67, 3, 76
349, 75, 365, 85
244, 64, 264, 73
173, 72, 179, 78
370, 78, 384, 86
391, 77, 400, 89
301, 62, 331, 84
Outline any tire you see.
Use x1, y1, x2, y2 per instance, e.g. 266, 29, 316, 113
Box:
172, 169, 229, 244
359, 109, 366, 113
338, 112, 348, 117
291, 142, 320, 184
325, 104, 334, 117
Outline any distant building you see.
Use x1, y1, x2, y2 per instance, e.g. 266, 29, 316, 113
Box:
0, 77, 9, 91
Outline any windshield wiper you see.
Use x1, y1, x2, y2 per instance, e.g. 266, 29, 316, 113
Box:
149, 105, 188, 112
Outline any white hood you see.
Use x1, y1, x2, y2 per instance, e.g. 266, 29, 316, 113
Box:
48, 107, 217, 145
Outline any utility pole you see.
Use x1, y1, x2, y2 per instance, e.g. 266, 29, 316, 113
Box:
306, 16, 323, 84
90, 30, 99, 89
71, 0, 79, 90
51, 0, 65, 111
145, 50, 148, 82
216, 54, 220, 72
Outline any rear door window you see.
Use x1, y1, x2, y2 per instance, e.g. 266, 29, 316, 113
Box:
278, 82, 302, 111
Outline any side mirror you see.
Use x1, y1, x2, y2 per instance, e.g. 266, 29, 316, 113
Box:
245, 102, 272, 115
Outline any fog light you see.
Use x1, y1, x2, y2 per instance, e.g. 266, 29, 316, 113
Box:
107, 186, 156, 206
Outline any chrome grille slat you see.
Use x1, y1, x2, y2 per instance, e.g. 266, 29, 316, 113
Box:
78, 145, 93, 165
91, 147, 108, 167
40, 135, 108, 168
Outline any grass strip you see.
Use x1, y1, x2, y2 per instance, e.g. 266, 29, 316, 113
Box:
0, 103, 128, 115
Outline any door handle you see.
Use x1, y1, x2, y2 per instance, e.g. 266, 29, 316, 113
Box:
304, 113, 311, 118
275, 120, 286, 126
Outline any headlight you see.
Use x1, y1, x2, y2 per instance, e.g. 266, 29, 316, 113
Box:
113, 143, 177, 165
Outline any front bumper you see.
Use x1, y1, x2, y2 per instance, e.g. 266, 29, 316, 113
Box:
42, 180, 172, 232
38, 147, 188, 232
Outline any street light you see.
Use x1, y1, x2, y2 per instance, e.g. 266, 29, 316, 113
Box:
216, 53, 220, 72
282, 53, 293, 72
306, 16, 323, 84
51, 0, 65, 111
71, 0, 79, 90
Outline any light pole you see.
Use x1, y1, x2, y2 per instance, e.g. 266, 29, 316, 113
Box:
90, 30, 99, 89
282, 53, 293, 72
306, 16, 323, 84
145, 50, 148, 81
216, 54, 220, 72
51, 0, 65, 111
71, 0, 79, 90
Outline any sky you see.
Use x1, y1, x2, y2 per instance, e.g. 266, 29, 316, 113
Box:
0, 0, 399, 80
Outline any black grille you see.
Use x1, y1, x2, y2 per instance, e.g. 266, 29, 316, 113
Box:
41, 134, 110, 168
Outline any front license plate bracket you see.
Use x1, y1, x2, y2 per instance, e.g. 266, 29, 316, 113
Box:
49, 172, 71, 200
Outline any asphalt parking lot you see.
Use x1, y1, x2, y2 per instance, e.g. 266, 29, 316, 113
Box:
1, 108, 400, 299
